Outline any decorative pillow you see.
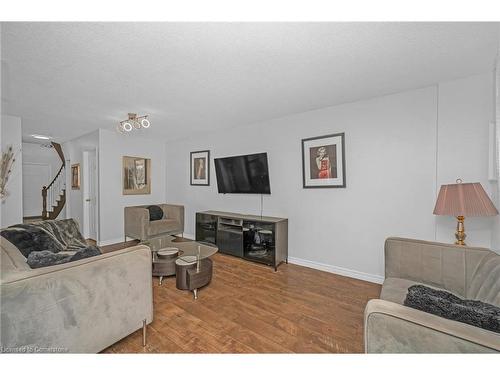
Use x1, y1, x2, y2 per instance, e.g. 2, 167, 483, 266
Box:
27, 250, 73, 268
404, 285, 500, 333
1, 224, 64, 258
27, 245, 102, 269
146, 205, 164, 221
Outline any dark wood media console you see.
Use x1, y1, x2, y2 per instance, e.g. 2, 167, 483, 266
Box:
196, 210, 288, 271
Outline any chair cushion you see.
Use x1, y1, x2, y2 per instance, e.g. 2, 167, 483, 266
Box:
146, 205, 164, 221
380, 277, 455, 305
404, 285, 500, 333
147, 219, 181, 236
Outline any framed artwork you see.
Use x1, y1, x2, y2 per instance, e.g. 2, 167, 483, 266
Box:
123, 156, 151, 195
302, 132, 346, 188
71, 164, 81, 190
190, 150, 210, 186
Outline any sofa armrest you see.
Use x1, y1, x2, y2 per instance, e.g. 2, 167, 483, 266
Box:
124, 206, 150, 240
364, 299, 500, 353
160, 204, 184, 232
0, 245, 153, 353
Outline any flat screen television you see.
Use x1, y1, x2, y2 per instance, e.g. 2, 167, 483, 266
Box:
214, 152, 271, 194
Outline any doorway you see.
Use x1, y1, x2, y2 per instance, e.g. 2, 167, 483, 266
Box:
22, 162, 50, 219
82, 149, 99, 241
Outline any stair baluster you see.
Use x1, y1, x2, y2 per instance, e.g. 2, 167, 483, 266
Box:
42, 142, 66, 220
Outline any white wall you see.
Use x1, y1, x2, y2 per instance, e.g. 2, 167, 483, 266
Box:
63, 130, 99, 232
22, 142, 63, 217
165, 73, 496, 283
98, 129, 166, 245
435, 74, 495, 248
492, 57, 500, 252
0, 115, 23, 227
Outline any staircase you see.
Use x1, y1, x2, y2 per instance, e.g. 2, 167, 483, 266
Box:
42, 142, 66, 220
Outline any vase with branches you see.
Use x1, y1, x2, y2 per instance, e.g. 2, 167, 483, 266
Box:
0, 145, 16, 202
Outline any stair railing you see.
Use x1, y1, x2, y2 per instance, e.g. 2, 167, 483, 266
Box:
42, 142, 66, 220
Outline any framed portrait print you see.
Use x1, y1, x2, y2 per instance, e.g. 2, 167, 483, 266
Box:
71, 164, 81, 190
123, 156, 151, 195
302, 132, 346, 188
190, 150, 210, 186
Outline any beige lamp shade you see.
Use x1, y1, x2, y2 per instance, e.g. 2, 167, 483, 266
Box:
433, 181, 498, 217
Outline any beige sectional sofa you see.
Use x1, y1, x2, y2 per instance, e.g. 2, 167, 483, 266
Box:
0, 237, 153, 353
364, 237, 500, 353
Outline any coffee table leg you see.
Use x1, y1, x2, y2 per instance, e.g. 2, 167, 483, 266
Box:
159, 276, 163, 286
193, 288, 198, 300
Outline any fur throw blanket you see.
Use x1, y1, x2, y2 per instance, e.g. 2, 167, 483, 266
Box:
404, 285, 500, 333
1, 219, 101, 269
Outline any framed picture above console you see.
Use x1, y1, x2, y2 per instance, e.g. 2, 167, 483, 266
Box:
302, 132, 346, 188
190, 150, 210, 186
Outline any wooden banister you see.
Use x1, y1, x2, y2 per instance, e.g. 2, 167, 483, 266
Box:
42, 142, 66, 220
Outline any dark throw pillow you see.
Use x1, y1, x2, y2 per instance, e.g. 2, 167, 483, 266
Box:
404, 285, 500, 333
26, 245, 102, 269
27, 250, 73, 268
146, 205, 164, 221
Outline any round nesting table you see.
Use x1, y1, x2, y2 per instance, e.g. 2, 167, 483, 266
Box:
175, 256, 213, 300
152, 247, 179, 285
143, 236, 218, 296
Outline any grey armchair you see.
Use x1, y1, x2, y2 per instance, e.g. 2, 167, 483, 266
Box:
364, 237, 500, 353
124, 204, 184, 241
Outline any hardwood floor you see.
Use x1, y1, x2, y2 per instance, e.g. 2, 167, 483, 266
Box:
101, 240, 380, 353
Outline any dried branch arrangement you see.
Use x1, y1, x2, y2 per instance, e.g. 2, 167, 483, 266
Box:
0, 145, 16, 201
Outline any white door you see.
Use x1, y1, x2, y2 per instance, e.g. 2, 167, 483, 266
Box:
22, 163, 50, 217
83, 150, 98, 240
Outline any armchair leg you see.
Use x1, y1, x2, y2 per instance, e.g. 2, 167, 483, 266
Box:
142, 319, 147, 347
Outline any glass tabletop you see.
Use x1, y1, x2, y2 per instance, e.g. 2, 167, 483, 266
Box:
142, 235, 218, 264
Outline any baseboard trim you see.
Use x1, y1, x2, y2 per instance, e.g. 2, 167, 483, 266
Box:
183, 233, 195, 240
287, 256, 384, 284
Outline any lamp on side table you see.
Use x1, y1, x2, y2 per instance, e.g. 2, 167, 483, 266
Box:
433, 179, 498, 245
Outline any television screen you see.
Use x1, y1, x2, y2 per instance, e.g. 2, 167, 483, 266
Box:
214, 153, 271, 194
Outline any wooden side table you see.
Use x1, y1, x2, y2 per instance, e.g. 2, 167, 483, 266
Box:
175, 257, 213, 300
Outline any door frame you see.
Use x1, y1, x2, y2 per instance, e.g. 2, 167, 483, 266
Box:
82, 149, 99, 242
22, 162, 52, 218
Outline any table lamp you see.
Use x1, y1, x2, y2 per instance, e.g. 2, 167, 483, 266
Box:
433, 179, 498, 245
434, 179, 498, 246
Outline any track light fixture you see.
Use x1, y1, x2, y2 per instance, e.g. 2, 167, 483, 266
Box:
117, 113, 151, 134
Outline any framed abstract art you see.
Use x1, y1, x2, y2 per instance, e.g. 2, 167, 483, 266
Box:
301, 132, 346, 188
190, 150, 210, 186
122, 156, 151, 195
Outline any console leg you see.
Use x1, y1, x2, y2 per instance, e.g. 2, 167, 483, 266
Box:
142, 319, 147, 347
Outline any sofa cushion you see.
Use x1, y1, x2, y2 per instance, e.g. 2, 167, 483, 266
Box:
147, 219, 181, 236
467, 253, 500, 306
380, 277, 456, 305
0, 224, 64, 257
146, 205, 164, 221
404, 285, 500, 333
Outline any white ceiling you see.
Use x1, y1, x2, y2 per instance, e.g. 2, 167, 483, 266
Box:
1, 22, 499, 143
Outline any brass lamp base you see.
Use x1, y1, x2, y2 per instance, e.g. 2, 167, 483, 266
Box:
455, 216, 466, 246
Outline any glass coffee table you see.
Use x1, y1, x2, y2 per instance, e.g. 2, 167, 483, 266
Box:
143, 236, 218, 299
